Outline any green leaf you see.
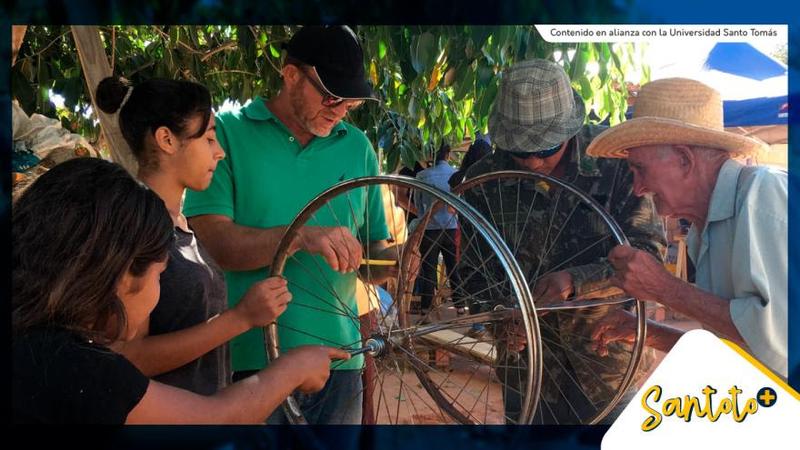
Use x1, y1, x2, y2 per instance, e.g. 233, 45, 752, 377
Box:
476, 62, 494, 89
480, 46, 495, 67
515, 27, 529, 61
399, 56, 417, 84
591, 84, 608, 122
169, 26, 180, 45
496, 26, 514, 65
598, 43, 611, 84
62, 77, 83, 109
378, 40, 387, 60
470, 26, 492, 54
475, 77, 498, 122
380, 126, 395, 153
432, 98, 442, 120
578, 75, 593, 101
452, 64, 475, 101
408, 94, 417, 120
269, 44, 280, 58
442, 115, 452, 135
385, 143, 400, 172
399, 141, 417, 170
610, 47, 623, 72
417, 110, 426, 128
39, 86, 54, 116
571, 43, 588, 79
412, 32, 436, 74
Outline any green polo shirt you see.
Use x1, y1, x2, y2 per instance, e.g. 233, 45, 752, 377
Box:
184, 97, 388, 371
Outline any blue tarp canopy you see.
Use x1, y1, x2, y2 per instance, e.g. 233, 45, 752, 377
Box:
643, 42, 787, 127
723, 96, 788, 127
706, 43, 787, 127
704, 43, 786, 81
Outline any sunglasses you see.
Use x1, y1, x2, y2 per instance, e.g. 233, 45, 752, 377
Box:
506, 143, 563, 159
299, 66, 363, 110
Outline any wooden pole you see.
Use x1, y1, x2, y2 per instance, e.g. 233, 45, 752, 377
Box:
12, 25, 27, 66
71, 26, 138, 175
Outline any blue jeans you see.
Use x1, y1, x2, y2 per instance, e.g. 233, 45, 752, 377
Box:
267, 369, 363, 424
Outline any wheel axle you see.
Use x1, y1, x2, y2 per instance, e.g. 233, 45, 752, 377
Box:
347, 336, 387, 357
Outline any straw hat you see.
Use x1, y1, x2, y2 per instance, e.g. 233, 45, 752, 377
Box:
585, 78, 767, 158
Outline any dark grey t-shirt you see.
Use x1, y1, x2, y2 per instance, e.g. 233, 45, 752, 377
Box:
149, 227, 230, 395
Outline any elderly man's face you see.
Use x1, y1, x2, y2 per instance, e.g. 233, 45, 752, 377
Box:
288, 66, 362, 138
626, 145, 687, 218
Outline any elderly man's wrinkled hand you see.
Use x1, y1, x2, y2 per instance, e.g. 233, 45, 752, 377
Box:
591, 309, 637, 357
608, 245, 673, 302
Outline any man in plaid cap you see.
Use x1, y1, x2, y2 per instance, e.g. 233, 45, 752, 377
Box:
459, 58, 666, 423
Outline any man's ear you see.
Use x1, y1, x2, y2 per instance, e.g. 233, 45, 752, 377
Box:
153, 126, 179, 155
672, 145, 695, 175
282, 64, 302, 87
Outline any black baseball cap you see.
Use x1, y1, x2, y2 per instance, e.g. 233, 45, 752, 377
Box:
285, 26, 376, 101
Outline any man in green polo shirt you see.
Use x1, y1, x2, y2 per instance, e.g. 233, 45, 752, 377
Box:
184, 26, 395, 424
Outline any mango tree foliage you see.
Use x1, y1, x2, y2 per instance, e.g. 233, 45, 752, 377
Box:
12, 25, 649, 172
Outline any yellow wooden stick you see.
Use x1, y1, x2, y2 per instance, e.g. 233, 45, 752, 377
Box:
360, 258, 397, 266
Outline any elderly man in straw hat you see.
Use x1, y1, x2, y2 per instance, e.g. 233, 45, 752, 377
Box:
459, 59, 666, 423
588, 78, 788, 378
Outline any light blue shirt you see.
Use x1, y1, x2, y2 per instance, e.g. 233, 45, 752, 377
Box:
415, 161, 458, 230
686, 159, 787, 377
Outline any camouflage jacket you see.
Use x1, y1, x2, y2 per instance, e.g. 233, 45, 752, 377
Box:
458, 124, 665, 420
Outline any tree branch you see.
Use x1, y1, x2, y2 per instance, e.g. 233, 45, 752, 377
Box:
17, 27, 71, 63
152, 26, 202, 55
206, 69, 257, 77
201, 41, 238, 62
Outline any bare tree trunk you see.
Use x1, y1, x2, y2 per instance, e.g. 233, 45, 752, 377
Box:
71, 26, 138, 176
12, 25, 27, 66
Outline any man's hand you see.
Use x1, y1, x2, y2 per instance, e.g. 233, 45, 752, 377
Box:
291, 226, 363, 273
532, 271, 574, 308
501, 320, 529, 352
590, 309, 637, 356
608, 245, 674, 302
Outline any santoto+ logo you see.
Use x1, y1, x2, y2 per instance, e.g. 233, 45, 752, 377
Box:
640, 385, 777, 431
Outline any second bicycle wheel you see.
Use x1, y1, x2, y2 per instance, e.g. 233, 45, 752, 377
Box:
453, 170, 650, 425
267, 175, 542, 424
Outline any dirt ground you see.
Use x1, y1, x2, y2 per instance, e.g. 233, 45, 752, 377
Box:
365, 307, 701, 424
